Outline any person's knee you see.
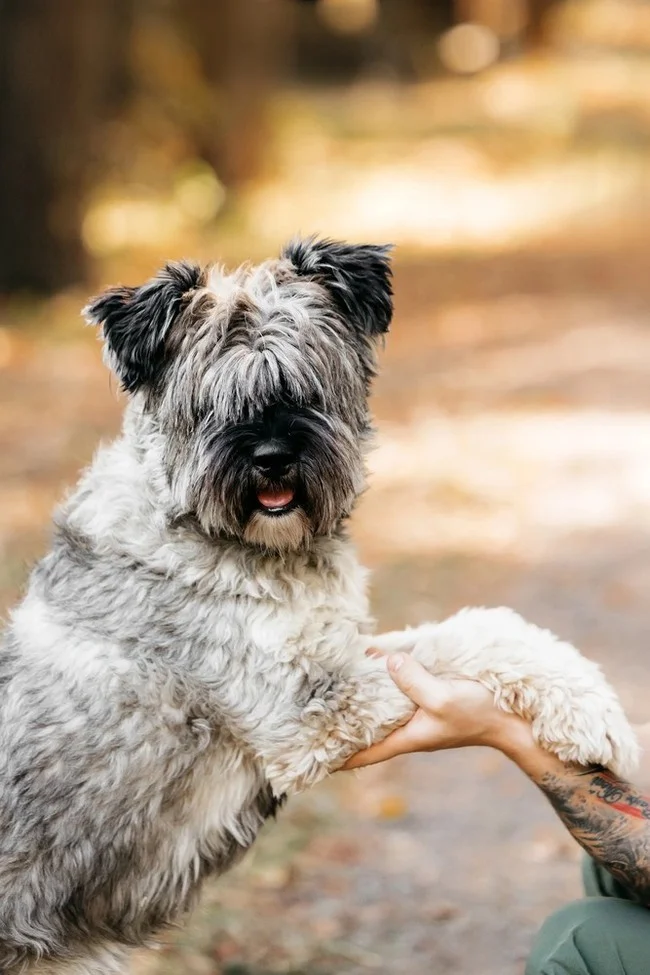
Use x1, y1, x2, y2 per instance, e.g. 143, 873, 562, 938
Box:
526, 897, 645, 975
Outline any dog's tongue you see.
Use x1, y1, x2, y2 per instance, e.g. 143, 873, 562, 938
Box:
257, 488, 295, 509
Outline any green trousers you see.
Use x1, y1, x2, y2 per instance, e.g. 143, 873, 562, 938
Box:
526, 857, 650, 974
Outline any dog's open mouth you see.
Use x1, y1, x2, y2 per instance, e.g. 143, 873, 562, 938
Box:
256, 488, 296, 515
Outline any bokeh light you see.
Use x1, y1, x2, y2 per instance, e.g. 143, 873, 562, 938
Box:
438, 23, 500, 74
318, 0, 378, 35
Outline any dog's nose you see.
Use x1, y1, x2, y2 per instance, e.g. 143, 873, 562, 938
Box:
253, 442, 295, 477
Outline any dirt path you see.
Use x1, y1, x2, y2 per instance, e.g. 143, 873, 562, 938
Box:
2, 235, 650, 974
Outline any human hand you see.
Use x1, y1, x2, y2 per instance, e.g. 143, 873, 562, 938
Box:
343, 651, 531, 770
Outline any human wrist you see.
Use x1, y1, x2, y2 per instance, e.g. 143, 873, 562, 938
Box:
490, 714, 574, 781
483, 708, 538, 760
477, 706, 596, 782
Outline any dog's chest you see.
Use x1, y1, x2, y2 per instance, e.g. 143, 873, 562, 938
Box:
229, 553, 373, 670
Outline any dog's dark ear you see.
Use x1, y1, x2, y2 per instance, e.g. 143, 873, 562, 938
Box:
282, 237, 393, 337
84, 261, 202, 392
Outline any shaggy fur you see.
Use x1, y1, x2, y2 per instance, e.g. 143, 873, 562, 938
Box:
0, 237, 638, 974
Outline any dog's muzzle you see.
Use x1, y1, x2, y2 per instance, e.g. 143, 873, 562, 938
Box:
252, 440, 299, 515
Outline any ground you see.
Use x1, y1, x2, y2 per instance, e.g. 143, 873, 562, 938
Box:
2, 225, 650, 975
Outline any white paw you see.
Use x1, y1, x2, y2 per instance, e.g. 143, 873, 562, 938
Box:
407, 607, 639, 778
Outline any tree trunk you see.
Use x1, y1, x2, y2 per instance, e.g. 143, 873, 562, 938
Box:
0, 0, 133, 295
525, 0, 557, 47
182, 0, 294, 188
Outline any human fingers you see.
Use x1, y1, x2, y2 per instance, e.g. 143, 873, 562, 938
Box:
365, 647, 388, 660
386, 654, 453, 711
342, 718, 429, 769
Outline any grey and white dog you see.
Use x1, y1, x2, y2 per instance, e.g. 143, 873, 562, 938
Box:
0, 237, 639, 974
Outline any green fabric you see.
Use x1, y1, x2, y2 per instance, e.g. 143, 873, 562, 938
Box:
581, 855, 642, 903
526, 858, 650, 975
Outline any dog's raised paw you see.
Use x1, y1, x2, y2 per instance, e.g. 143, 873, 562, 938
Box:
407, 607, 640, 778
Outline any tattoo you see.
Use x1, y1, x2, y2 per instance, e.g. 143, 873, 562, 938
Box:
588, 773, 650, 821
538, 768, 650, 905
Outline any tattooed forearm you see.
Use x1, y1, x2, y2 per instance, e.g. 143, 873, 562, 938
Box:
537, 767, 650, 904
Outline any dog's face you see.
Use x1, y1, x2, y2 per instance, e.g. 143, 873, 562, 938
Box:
86, 237, 393, 552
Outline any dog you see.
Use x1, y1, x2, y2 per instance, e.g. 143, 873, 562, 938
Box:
0, 237, 638, 974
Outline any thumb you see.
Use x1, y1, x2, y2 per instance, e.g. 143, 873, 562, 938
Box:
387, 654, 448, 710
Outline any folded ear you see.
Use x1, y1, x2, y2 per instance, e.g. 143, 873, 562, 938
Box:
84, 261, 202, 392
282, 236, 393, 337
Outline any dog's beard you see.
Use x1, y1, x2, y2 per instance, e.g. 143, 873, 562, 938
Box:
243, 507, 311, 552
176, 409, 366, 552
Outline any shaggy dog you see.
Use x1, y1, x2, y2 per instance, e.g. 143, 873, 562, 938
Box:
0, 237, 638, 974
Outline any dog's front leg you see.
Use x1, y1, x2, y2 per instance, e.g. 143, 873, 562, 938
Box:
251, 654, 417, 797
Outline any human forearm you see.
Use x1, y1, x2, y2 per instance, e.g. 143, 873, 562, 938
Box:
636, 723, 650, 787
499, 720, 650, 904
346, 654, 650, 901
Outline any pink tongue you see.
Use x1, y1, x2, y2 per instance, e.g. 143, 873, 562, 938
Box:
257, 488, 295, 509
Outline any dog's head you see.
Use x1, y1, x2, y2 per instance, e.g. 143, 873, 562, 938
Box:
86, 237, 393, 551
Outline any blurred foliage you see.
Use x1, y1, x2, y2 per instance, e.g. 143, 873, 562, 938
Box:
0, 0, 572, 296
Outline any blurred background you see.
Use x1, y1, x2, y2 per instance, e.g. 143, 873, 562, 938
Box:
2, 0, 650, 972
